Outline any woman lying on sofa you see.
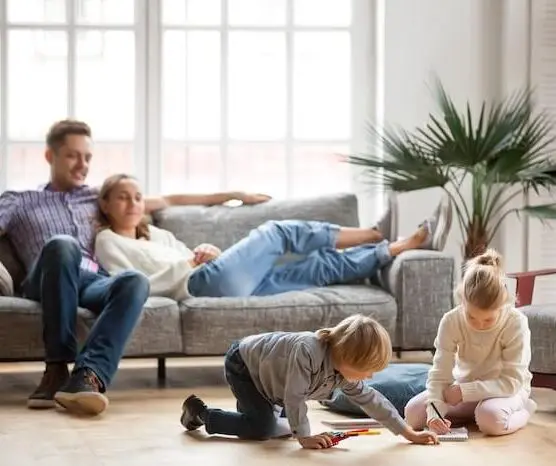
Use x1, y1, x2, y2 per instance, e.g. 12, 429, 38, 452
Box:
94, 174, 451, 300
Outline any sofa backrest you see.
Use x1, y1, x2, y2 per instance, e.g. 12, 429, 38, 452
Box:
152, 193, 360, 250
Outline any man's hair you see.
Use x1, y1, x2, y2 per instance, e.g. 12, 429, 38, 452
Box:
46, 119, 91, 151
316, 314, 392, 373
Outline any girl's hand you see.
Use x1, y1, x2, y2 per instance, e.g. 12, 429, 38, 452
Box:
443, 384, 463, 406
193, 243, 221, 265
427, 418, 451, 435
404, 428, 439, 445
298, 433, 334, 449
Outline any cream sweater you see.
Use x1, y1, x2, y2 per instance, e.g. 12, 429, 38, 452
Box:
95, 226, 196, 301
425, 305, 532, 422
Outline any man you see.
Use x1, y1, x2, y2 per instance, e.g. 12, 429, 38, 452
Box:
0, 119, 270, 416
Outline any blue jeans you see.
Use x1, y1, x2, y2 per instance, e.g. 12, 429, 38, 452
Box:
22, 235, 150, 390
188, 220, 392, 297
204, 342, 277, 440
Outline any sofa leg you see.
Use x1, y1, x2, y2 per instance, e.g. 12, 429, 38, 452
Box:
157, 358, 166, 383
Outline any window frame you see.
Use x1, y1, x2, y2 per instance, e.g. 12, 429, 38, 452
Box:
0, 0, 379, 203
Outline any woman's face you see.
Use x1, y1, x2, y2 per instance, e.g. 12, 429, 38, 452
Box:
101, 178, 145, 231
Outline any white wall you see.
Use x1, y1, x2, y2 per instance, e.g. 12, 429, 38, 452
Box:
377, 0, 528, 272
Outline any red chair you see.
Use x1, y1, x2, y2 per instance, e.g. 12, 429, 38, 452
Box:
507, 268, 556, 389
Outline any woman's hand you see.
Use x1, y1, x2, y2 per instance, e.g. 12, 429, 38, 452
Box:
443, 384, 463, 406
298, 433, 335, 449
403, 427, 439, 445
193, 243, 221, 265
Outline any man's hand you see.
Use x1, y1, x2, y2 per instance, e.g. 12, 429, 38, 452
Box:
443, 384, 463, 406
403, 427, 439, 445
193, 243, 221, 265
298, 433, 334, 449
237, 192, 272, 205
427, 418, 452, 435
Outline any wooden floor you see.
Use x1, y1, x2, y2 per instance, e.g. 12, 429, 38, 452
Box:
1, 357, 555, 466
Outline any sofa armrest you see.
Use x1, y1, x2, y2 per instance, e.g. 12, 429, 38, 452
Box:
507, 268, 556, 307
377, 250, 455, 350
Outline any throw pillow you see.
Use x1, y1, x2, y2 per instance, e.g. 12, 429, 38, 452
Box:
0, 260, 14, 296
319, 363, 431, 416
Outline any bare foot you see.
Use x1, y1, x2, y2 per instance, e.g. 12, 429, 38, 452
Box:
388, 225, 428, 256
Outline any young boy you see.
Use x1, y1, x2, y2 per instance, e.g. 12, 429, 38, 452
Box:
181, 314, 438, 449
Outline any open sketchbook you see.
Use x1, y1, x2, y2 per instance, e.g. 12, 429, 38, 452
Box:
322, 418, 383, 429
432, 427, 469, 442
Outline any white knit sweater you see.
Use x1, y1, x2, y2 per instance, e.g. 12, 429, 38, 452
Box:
94, 225, 196, 301
425, 305, 532, 422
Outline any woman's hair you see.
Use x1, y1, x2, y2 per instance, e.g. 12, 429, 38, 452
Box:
458, 248, 510, 310
96, 173, 150, 240
316, 314, 392, 372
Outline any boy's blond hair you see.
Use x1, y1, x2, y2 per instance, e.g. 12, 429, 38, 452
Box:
458, 248, 511, 310
316, 314, 392, 372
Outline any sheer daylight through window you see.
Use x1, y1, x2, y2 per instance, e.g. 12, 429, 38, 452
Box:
0, 0, 364, 197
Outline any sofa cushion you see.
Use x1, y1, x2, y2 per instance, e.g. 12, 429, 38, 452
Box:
319, 363, 431, 416
179, 284, 398, 355
79, 297, 183, 356
0, 260, 13, 296
152, 193, 359, 251
520, 304, 556, 373
0, 296, 183, 360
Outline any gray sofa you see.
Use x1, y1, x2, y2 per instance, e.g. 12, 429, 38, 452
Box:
0, 193, 455, 380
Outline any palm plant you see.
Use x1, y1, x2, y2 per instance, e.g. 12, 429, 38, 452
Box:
347, 79, 556, 259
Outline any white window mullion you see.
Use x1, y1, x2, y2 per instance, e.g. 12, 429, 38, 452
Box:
0, 0, 6, 191
67, 0, 75, 117
146, 0, 161, 195
134, 0, 148, 190
285, 0, 293, 197
220, 0, 228, 191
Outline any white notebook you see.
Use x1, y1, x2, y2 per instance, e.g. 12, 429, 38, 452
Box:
322, 418, 383, 429
435, 427, 469, 442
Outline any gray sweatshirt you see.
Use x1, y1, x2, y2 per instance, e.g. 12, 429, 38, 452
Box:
238, 331, 408, 439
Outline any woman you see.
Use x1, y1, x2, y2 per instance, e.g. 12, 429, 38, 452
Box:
94, 174, 452, 300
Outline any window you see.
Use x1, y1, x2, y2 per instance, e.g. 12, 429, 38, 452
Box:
0, 0, 372, 198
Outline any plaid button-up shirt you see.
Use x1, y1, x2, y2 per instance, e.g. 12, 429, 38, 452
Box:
0, 184, 100, 273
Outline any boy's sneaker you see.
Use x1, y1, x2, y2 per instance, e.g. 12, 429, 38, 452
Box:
420, 196, 453, 251
374, 193, 398, 241
54, 368, 109, 416
181, 394, 208, 431
27, 363, 70, 409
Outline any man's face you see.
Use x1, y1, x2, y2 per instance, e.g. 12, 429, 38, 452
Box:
46, 134, 92, 190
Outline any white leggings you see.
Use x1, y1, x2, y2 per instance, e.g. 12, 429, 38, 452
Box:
404, 390, 533, 436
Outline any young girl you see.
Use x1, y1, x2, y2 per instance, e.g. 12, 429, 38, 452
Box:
404, 249, 536, 436
181, 314, 438, 448
93, 174, 452, 300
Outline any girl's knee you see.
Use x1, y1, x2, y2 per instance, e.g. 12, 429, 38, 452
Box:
404, 395, 428, 430
474, 402, 509, 436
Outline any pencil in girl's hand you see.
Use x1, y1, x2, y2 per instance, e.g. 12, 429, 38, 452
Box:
430, 402, 446, 421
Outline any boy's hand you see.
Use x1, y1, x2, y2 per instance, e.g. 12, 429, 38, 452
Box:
193, 243, 221, 265
403, 427, 439, 445
443, 384, 463, 406
298, 433, 334, 449
427, 418, 451, 435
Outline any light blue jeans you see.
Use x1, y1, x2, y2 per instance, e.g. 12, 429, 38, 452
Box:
187, 220, 392, 297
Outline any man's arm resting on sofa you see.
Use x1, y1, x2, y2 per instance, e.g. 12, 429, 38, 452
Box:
378, 250, 455, 350
144, 192, 271, 213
